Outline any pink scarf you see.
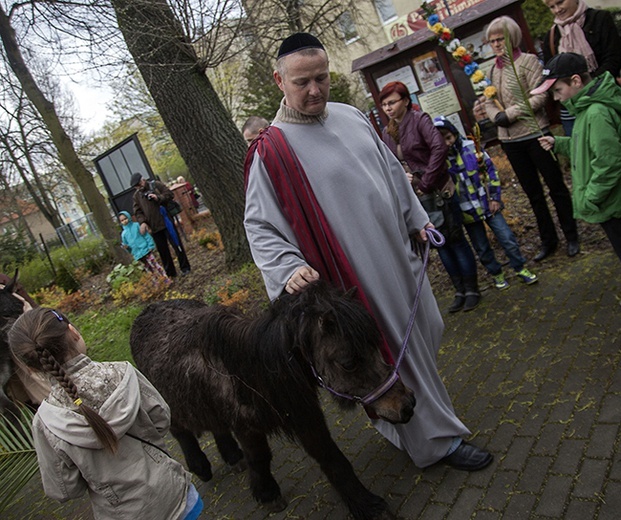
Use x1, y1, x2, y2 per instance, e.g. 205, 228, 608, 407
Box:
495, 48, 522, 69
555, 0, 598, 72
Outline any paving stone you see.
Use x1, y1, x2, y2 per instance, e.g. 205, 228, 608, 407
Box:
501, 436, 536, 472
564, 499, 598, 520
535, 475, 573, 517
504, 492, 537, 520
598, 481, 621, 520
585, 424, 619, 459
573, 458, 609, 499
552, 439, 586, 474
516, 456, 552, 493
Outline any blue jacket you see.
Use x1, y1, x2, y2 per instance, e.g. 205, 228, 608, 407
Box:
119, 211, 155, 261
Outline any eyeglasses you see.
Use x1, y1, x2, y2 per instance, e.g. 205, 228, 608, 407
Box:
488, 37, 505, 45
381, 99, 403, 109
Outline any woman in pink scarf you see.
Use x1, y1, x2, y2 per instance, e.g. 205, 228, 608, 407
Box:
542, 0, 621, 135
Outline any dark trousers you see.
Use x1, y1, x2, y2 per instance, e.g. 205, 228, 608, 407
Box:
502, 137, 578, 248
601, 217, 621, 262
151, 228, 190, 277
436, 195, 478, 278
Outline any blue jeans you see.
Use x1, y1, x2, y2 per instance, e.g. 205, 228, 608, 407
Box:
465, 213, 526, 275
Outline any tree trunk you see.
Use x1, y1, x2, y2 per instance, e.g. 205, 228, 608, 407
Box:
0, 6, 126, 263
110, 0, 251, 269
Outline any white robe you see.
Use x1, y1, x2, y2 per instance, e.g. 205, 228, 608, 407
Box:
244, 102, 469, 467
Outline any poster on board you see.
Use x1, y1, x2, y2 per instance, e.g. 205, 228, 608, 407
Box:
418, 84, 461, 119
375, 65, 420, 95
413, 51, 448, 91
459, 30, 495, 62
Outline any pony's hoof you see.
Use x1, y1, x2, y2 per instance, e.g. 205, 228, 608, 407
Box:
228, 458, 247, 474
263, 496, 288, 513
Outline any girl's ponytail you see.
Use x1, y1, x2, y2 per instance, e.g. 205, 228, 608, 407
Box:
9, 308, 119, 454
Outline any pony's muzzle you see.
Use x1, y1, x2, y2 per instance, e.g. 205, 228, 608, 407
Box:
369, 381, 415, 424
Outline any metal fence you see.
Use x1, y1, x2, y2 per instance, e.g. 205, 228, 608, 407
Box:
55, 213, 100, 248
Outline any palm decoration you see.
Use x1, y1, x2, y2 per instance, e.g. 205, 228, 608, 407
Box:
502, 27, 556, 160
0, 406, 39, 513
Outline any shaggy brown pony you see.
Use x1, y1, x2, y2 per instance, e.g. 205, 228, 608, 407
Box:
130, 281, 415, 520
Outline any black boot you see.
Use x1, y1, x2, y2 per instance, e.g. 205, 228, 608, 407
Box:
463, 275, 481, 312
448, 275, 466, 313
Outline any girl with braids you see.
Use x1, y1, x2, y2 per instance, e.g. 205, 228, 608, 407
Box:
8, 307, 203, 520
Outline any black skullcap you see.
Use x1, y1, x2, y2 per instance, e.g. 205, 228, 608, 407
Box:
130, 172, 143, 187
277, 33, 325, 59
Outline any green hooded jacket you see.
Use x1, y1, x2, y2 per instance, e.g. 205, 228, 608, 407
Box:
554, 72, 621, 224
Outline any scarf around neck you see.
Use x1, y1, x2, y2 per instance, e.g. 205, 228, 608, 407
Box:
556, 0, 598, 72
495, 48, 522, 69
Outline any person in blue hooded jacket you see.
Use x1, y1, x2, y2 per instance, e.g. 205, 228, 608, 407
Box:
118, 211, 168, 280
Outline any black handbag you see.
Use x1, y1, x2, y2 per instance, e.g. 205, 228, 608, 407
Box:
418, 191, 445, 228
166, 199, 182, 217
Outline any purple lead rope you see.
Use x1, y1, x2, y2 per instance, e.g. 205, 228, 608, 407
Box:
312, 227, 445, 406
393, 227, 445, 372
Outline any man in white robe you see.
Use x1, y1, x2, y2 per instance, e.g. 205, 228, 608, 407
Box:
244, 33, 492, 471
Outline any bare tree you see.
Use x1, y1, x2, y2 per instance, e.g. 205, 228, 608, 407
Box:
109, 0, 252, 268
0, 2, 126, 262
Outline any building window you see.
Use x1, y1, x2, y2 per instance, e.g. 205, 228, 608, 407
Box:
374, 0, 397, 24
338, 11, 358, 43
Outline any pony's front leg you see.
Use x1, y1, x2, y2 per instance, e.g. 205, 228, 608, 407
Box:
234, 429, 287, 512
295, 411, 389, 520
170, 423, 212, 481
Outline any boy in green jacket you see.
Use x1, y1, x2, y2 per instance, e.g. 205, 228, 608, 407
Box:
535, 52, 621, 261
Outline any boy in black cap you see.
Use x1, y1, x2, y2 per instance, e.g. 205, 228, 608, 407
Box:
535, 52, 621, 261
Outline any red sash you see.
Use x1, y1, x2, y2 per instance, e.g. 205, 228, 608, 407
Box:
244, 126, 393, 364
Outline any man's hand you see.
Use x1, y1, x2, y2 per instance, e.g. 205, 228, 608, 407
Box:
285, 266, 320, 294
139, 223, 150, 235
489, 201, 501, 215
538, 136, 555, 151
147, 193, 159, 201
414, 223, 434, 244
494, 112, 511, 128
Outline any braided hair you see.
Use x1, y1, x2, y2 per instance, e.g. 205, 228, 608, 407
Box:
8, 307, 118, 453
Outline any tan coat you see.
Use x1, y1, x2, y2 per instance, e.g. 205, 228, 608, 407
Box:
484, 53, 550, 141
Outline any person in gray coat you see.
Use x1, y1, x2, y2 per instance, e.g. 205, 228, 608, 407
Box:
8, 307, 203, 520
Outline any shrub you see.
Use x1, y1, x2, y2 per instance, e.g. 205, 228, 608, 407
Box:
196, 230, 223, 251
106, 262, 144, 291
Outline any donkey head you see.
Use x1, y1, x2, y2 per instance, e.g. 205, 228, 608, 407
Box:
291, 281, 415, 424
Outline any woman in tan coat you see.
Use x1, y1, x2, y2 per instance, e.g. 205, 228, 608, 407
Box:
484, 16, 579, 261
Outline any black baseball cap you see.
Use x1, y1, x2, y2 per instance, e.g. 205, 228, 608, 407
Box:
530, 53, 588, 95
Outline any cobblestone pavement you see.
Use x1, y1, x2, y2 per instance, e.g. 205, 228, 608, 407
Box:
6, 249, 620, 519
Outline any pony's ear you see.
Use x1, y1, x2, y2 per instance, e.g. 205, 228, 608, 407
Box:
5, 269, 19, 294
344, 286, 358, 299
